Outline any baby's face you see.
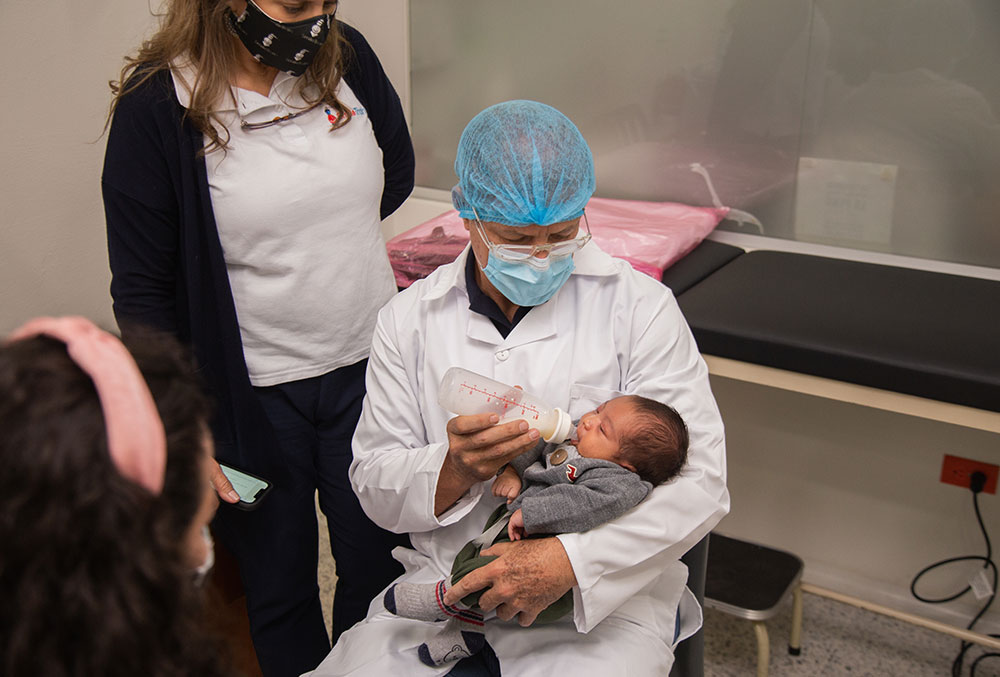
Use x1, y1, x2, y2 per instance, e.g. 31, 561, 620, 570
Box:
571, 396, 637, 467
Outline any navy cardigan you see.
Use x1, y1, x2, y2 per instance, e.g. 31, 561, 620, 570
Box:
102, 24, 415, 481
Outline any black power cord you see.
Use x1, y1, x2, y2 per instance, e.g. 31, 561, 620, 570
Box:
910, 471, 999, 677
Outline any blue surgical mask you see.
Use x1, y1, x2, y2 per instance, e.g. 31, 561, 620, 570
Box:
480, 251, 575, 307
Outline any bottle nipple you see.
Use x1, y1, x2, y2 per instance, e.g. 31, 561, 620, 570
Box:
543, 408, 574, 444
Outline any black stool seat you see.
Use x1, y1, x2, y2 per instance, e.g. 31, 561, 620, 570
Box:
705, 534, 803, 620
703, 534, 805, 676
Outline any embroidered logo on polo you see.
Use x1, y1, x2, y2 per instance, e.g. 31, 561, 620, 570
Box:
226, 0, 333, 77
324, 106, 367, 126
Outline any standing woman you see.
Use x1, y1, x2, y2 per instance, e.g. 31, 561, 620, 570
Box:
102, 2, 414, 676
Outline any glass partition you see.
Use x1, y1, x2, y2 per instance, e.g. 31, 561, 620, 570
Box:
410, 0, 1000, 268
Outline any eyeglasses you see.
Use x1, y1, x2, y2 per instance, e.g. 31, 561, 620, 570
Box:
472, 207, 592, 269
240, 102, 322, 131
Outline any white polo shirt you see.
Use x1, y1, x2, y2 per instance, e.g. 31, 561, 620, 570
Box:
171, 64, 396, 386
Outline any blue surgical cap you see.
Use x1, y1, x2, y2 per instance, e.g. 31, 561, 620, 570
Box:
452, 100, 596, 227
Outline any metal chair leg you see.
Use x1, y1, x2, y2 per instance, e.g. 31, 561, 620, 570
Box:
789, 584, 803, 655
753, 621, 770, 677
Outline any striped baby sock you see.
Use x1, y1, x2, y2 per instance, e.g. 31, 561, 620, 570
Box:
384, 579, 482, 624
384, 579, 486, 665
417, 617, 486, 667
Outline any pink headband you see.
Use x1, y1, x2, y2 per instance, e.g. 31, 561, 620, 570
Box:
7, 316, 167, 494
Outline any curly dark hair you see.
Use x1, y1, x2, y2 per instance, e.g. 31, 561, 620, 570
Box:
617, 396, 689, 486
0, 327, 233, 677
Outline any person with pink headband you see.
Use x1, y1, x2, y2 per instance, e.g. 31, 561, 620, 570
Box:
0, 317, 232, 677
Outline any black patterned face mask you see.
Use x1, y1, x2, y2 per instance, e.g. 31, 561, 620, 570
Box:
227, 0, 332, 77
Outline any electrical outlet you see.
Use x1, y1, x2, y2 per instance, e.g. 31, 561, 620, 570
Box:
940, 455, 998, 494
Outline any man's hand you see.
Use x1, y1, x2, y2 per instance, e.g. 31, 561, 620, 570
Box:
492, 466, 523, 503
435, 413, 539, 515
443, 537, 577, 627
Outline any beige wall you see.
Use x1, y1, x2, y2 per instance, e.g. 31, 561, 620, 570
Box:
0, 1, 157, 333
339, 0, 409, 119
713, 377, 1000, 632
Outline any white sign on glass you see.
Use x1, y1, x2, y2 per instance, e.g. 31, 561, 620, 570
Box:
794, 157, 897, 246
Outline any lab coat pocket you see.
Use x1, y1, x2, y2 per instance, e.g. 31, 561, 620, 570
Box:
672, 585, 703, 648
568, 383, 626, 420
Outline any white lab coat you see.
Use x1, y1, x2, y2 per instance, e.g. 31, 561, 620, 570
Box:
307, 244, 729, 676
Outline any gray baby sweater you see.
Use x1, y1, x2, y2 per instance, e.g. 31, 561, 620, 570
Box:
508, 442, 652, 536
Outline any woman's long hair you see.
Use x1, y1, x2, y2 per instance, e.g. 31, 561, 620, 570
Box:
108, 0, 353, 153
0, 329, 232, 677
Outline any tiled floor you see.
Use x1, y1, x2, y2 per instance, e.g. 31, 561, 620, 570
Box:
317, 511, 1000, 675
318, 506, 337, 630
703, 594, 999, 676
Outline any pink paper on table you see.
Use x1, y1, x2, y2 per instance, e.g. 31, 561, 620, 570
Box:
386, 197, 729, 288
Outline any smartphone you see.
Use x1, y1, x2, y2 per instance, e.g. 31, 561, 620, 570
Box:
219, 462, 272, 511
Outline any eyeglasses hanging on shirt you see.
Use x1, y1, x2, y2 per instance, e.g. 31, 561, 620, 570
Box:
239, 102, 322, 131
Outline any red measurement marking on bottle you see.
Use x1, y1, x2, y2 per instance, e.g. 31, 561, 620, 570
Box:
460, 381, 541, 417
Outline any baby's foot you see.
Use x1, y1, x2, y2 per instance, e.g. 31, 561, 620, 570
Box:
417, 618, 485, 667
384, 579, 478, 623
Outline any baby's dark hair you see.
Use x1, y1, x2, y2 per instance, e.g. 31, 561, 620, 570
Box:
617, 395, 689, 486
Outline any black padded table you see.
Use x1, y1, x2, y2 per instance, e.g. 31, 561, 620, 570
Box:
677, 250, 1000, 413
661, 239, 745, 296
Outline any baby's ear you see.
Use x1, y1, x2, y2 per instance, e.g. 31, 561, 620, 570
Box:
619, 458, 638, 474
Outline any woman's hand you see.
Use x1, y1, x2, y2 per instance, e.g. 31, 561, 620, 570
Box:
209, 459, 242, 504
435, 413, 539, 515
443, 537, 577, 627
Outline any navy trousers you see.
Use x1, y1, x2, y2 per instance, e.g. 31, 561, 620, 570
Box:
213, 359, 408, 677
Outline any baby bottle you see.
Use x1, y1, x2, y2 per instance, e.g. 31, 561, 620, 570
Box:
437, 367, 574, 444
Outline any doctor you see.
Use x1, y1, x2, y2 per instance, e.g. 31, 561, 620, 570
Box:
309, 100, 729, 676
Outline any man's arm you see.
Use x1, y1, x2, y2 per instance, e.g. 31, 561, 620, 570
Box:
557, 282, 729, 632
349, 308, 539, 532
448, 282, 727, 631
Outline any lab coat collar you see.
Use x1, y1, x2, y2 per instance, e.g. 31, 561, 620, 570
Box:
419, 241, 620, 304
423, 244, 620, 349
463, 271, 561, 349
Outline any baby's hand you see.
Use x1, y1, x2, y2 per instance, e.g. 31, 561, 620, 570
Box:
491, 467, 522, 503
507, 509, 526, 541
